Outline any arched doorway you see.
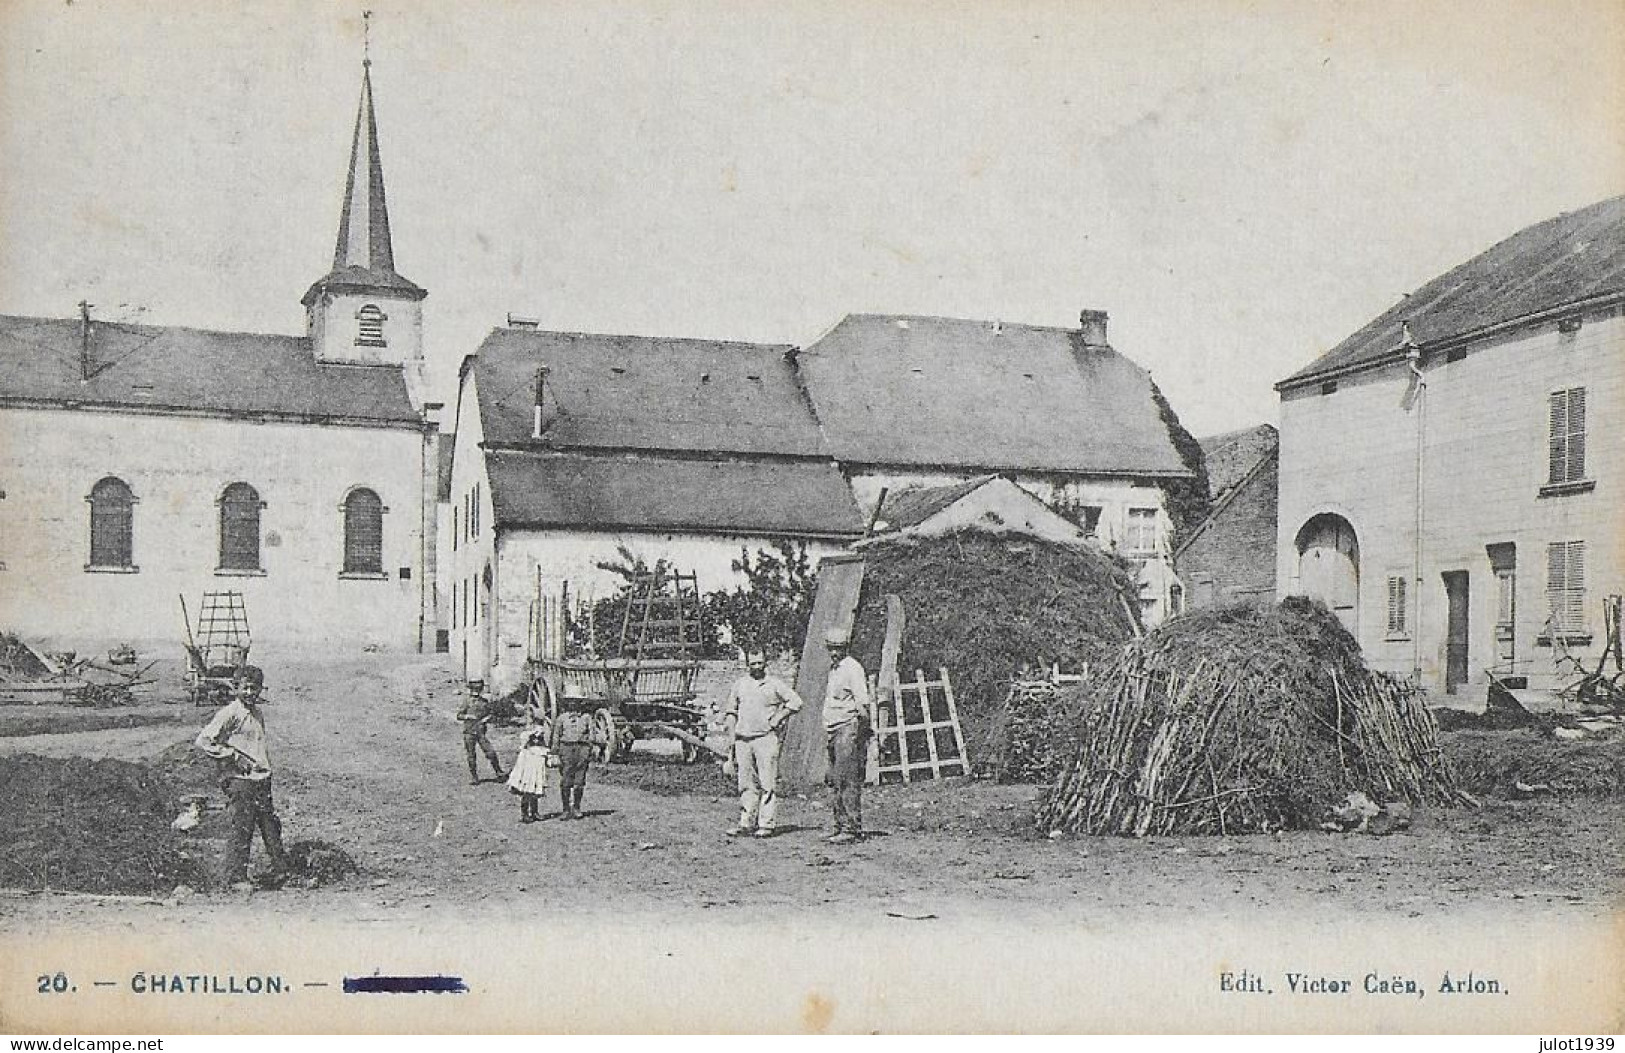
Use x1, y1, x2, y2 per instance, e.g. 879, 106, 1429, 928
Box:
1295, 513, 1360, 634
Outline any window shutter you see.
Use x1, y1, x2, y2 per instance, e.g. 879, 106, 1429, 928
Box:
1547, 541, 1587, 634
1548, 390, 1569, 484
1567, 387, 1587, 482
1565, 542, 1586, 631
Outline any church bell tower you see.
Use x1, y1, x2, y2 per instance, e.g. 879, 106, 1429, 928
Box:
303, 56, 428, 411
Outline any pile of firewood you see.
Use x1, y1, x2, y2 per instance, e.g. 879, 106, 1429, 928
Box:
1035, 599, 1466, 836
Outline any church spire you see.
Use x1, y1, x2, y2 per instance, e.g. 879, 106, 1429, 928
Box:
302, 53, 424, 309
304, 32, 426, 401
333, 61, 395, 274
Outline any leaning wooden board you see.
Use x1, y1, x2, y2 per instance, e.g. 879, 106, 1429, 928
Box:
780, 552, 866, 789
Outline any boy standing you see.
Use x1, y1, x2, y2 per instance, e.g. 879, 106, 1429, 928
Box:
550, 684, 597, 819
457, 680, 506, 785
194, 665, 292, 890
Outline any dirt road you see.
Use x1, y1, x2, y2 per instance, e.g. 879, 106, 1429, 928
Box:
2, 655, 1620, 931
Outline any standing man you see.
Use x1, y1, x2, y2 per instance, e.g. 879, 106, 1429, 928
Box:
723, 649, 804, 839
821, 628, 871, 845
457, 679, 506, 785
194, 665, 292, 891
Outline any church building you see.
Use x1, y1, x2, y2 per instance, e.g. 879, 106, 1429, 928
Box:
0, 62, 439, 656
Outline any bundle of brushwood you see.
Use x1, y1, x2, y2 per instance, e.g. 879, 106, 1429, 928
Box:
850, 531, 1140, 776
1036, 598, 1466, 836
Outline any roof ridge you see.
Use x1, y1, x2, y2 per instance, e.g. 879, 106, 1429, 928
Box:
842, 311, 1080, 334
490, 325, 794, 352
0, 312, 309, 345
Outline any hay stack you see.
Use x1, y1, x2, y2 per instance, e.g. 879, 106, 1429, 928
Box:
1036, 598, 1464, 836
849, 531, 1140, 775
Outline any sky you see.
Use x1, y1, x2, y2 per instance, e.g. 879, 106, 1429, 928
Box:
1, 0, 1621, 436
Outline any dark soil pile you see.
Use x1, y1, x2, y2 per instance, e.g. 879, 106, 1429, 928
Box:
1037, 598, 1466, 836
1443, 726, 1625, 797
0, 754, 212, 894
849, 532, 1141, 777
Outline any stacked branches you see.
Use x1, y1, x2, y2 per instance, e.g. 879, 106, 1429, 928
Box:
1037, 599, 1464, 835
850, 532, 1140, 773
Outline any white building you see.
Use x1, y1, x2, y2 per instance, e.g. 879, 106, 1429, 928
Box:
0, 63, 438, 655
445, 326, 865, 691
1276, 195, 1624, 698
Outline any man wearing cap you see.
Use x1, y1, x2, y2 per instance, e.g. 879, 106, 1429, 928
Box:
822, 628, 871, 844
456, 679, 505, 786
722, 649, 804, 838
194, 665, 292, 891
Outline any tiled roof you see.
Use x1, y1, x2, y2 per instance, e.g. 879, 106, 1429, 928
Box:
0, 314, 419, 424
1281, 195, 1625, 387
485, 450, 865, 537
471, 326, 828, 457
1198, 424, 1277, 499
796, 314, 1190, 476
874, 476, 998, 531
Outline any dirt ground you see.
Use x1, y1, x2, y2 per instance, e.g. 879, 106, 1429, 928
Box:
1, 654, 1622, 931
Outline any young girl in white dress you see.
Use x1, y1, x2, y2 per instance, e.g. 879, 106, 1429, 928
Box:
507, 722, 552, 823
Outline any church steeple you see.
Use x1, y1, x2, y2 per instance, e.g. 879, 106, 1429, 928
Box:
303, 60, 424, 308
304, 49, 427, 409
334, 62, 396, 276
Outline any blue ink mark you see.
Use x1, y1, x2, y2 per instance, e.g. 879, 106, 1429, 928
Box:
342, 975, 468, 994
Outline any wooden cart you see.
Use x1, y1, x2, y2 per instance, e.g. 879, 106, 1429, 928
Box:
527, 657, 712, 763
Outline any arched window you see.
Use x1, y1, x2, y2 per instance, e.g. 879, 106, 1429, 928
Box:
87, 477, 135, 569
355, 304, 388, 348
218, 483, 263, 571
343, 487, 384, 574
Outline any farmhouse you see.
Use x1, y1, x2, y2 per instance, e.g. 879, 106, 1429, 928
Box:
445, 325, 865, 690
0, 65, 438, 655
1275, 195, 1625, 697
798, 310, 1200, 623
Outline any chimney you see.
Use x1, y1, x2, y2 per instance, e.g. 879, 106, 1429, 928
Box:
532, 366, 550, 438
1079, 309, 1109, 349
78, 300, 94, 382
508, 313, 540, 330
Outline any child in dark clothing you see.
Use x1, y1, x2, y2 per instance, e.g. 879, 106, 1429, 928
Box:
550, 685, 597, 820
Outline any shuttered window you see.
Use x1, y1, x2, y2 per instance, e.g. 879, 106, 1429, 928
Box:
343, 488, 384, 574
218, 483, 263, 571
1386, 576, 1408, 636
1548, 387, 1587, 485
1546, 541, 1586, 635
88, 477, 135, 568
356, 304, 388, 348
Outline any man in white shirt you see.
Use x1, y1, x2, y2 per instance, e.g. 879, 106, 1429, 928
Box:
821, 628, 871, 845
723, 649, 804, 838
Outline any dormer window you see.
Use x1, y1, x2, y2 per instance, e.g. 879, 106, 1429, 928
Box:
356, 304, 388, 348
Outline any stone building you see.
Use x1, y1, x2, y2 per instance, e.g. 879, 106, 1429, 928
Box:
1276, 195, 1624, 697
1175, 424, 1278, 610
0, 64, 438, 655
444, 325, 865, 690
797, 311, 1198, 623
